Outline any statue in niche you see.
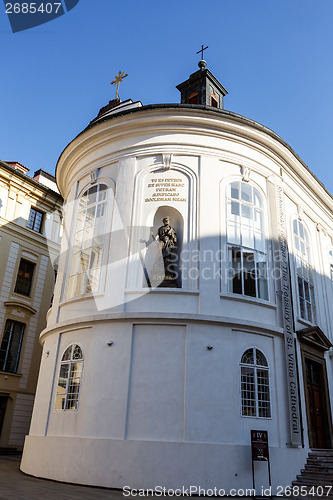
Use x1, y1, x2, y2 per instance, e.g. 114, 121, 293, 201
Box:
151, 216, 179, 288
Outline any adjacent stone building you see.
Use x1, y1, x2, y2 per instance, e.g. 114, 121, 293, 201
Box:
21, 62, 333, 490
0, 161, 62, 451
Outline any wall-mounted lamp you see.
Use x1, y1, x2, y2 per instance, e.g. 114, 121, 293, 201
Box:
107, 341, 114, 347
4, 376, 8, 380
206, 345, 213, 350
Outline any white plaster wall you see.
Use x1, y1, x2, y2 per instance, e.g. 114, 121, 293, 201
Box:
22, 106, 333, 489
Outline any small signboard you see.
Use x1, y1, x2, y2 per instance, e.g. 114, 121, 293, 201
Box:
251, 430, 269, 461
251, 430, 271, 491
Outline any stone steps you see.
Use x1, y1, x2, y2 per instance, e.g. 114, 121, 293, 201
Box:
302, 466, 333, 475
290, 449, 333, 499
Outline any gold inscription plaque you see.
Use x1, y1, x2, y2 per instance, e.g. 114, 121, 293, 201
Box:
145, 178, 187, 203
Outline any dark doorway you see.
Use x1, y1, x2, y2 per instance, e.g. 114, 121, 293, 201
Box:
0, 396, 8, 438
305, 358, 330, 449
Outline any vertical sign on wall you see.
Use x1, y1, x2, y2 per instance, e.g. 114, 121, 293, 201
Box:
276, 184, 302, 446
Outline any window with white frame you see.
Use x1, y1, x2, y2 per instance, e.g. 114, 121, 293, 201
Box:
226, 181, 268, 300
67, 184, 109, 298
241, 347, 270, 418
293, 220, 315, 323
0, 319, 25, 373
55, 344, 83, 410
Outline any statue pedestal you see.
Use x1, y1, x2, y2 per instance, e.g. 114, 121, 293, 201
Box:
149, 262, 178, 288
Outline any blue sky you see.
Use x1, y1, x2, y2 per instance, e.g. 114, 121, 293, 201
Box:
1, 0, 333, 195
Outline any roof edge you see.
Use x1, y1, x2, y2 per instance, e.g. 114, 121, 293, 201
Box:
56, 103, 333, 203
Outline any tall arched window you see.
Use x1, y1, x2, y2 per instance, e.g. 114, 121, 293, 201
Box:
293, 220, 315, 323
240, 348, 270, 418
226, 181, 268, 300
67, 183, 109, 298
55, 344, 83, 410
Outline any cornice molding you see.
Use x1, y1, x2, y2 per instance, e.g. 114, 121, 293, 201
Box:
56, 107, 333, 214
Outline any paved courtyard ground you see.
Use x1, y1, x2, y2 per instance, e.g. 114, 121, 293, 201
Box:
0, 455, 274, 500
0, 455, 125, 500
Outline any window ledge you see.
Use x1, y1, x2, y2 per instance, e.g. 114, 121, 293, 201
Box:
11, 292, 33, 302
0, 371, 22, 378
54, 409, 79, 413
220, 293, 277, 309
59, 292, 104, 308
125, 288, 200, 296
241, 414, 272, 420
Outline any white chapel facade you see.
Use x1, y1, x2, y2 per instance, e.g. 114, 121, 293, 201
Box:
21, 62, 333, 490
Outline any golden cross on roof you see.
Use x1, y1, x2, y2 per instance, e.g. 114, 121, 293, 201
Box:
111, 70, 128, 99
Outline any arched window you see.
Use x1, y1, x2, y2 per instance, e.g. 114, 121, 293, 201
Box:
55, 344, 83, 410
293, 220, 315, 323
67, 183, 109, 298
241, 348, 270, 418
226, 181, 268, 300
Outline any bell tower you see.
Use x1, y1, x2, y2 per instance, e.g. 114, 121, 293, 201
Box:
176, 52, 228, 109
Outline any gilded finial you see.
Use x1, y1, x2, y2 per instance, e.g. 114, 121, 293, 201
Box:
111, 70, 128, 99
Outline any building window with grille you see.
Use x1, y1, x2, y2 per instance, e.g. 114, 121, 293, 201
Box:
55, 344, 83, 410
14, 258, 35, 297
0, 320, 25, 373
293, 220, 315, 323
226, 181, 268, 300
241, 347, 270, 418
67, 183, 109, 298
27, 207, 44, 233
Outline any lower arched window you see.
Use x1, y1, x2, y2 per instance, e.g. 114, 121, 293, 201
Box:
55, 344, 83, 410
240, 348, 270, 418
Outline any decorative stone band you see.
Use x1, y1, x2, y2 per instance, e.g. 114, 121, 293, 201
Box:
276, 183, 302, 446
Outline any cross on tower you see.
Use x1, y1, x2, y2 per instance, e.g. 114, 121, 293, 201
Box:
197, 44, 208, 60
111, 70, 128, 99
